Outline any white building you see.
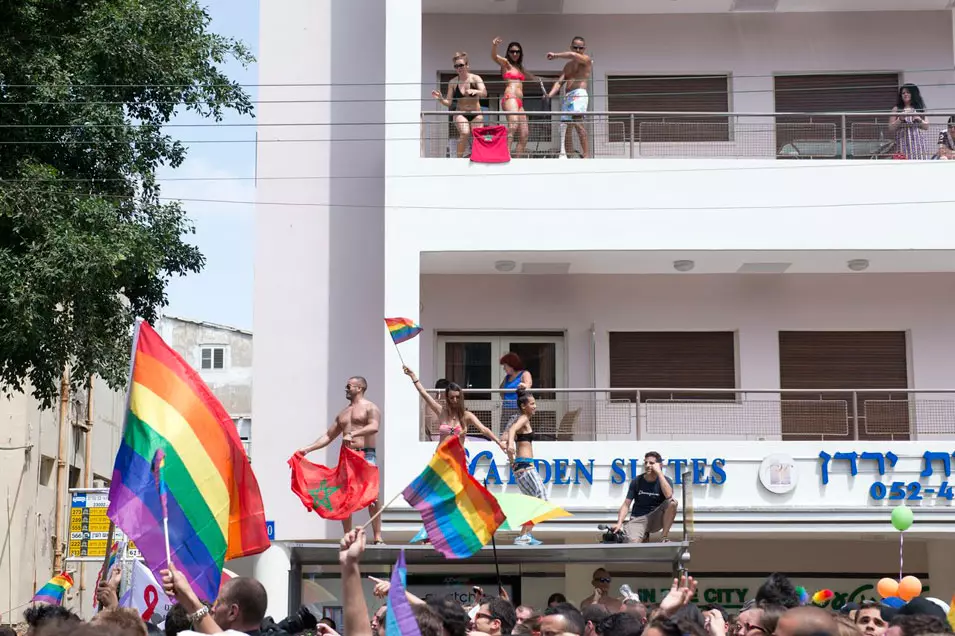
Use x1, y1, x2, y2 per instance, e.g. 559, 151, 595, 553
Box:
158, 316, 254, 454
253, 0, 955, 619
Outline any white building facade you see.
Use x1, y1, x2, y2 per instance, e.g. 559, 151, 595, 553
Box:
253, 0, 955, 618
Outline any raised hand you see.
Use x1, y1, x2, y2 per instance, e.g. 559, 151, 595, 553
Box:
369, 575, 391, 599
546, 52, 557, 60
431, 90, 441, 100
492, 37, 503, 46
339, 528, 367, 567
658, 574, 697, 618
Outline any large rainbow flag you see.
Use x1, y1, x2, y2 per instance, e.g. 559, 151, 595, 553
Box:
402, 436, 505, 559
107, 321, 270, 602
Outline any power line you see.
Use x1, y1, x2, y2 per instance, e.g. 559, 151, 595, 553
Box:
2, 67, 955, 88
4, 188, 954, 212
0, 161, 944, 185
4, 79, 955, 106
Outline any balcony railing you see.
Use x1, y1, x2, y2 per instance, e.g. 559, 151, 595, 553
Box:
420, 110, 953, 160
417, 388, 955, 441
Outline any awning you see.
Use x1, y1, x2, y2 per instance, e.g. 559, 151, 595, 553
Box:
288, 540, 690, 566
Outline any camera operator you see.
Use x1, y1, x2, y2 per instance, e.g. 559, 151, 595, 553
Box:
611, 451, 677, 543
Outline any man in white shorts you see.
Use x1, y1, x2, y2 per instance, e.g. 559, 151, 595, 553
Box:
547, 36, 593, 158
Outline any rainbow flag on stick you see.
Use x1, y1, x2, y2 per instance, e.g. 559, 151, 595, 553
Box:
402, 436, 505, 559
93, 540, 125, 609
32, 572, 73, 605
107, 321, 270, 602
385, 317, 423, 345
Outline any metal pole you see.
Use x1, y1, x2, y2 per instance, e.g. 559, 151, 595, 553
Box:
79, 376, 95, 603
841, 114, 848, 160
852, 391, 860, 440
52, 368, 70, 573
629, 114, 635, 158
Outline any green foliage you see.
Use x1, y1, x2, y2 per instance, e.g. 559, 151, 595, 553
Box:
0, 0, 254, 407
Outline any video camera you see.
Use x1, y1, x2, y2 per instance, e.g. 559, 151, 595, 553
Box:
597, 524, 628, 544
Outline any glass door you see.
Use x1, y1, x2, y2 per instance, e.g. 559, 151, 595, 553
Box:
436, 334, 565, 436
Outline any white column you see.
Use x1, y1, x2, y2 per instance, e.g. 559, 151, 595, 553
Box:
927, 540, 955, 602
254, 0, 386, 546
253, 544, 292, 620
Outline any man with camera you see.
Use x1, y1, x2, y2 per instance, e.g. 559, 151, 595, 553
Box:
611, 451, 678, 543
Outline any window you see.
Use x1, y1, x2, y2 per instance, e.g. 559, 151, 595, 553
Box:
39, 455, 55, 487
607, 74, 730, 142
200, 346, 226, 370
779, 331, 909, 441
773, 73, 900, 157
609, 332, 737, 401
433, 333, 565, 437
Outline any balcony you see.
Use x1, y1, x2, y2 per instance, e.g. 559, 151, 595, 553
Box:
417, 388, 955, 442
421, 110, 954, 160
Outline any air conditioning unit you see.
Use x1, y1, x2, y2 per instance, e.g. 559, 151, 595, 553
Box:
93, 479, 108, 489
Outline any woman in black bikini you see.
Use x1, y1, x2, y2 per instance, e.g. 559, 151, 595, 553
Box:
432, 51, 487, 158
503, 388, 546, 546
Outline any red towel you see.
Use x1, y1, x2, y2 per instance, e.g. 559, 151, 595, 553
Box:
471, 125, 510, 163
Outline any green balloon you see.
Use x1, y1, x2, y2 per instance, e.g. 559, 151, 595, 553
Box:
892, 505, 914, 531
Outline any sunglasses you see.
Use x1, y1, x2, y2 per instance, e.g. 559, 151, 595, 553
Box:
476, 613, 497, 622
572, 45, 585, 51
454, 63, 465, 68
596, 577, 611, 583
508, 49, 522, 55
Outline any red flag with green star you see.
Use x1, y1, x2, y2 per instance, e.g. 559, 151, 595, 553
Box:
289, 446, 379, 520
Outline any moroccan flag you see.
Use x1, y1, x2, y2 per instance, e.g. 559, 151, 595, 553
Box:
289, 446, 379, 520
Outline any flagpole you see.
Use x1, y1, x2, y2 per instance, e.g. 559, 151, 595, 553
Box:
97, 522, 116, 611
484, 478, 503, 592
391, 341, 407, 369
361, 491, 404, 532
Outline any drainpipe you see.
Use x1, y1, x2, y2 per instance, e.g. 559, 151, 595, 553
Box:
52, 368, 70, 573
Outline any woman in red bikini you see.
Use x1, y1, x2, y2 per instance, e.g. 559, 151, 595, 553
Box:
491, 37, 533, 157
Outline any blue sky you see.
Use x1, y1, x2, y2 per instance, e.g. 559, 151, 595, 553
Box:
160, 0, 258, 331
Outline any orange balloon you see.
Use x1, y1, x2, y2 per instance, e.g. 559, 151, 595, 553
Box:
877, 578, 899, 598
898, 576, 922, 602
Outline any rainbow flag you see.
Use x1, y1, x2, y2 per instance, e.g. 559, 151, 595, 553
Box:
107, 321, 270, 602
32, 572, 73, 605
402, 436, 505, 559
385, 317, 423, 345
386, 551, 421, 636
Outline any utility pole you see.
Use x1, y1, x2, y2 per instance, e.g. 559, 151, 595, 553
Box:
52, 368, 70, 573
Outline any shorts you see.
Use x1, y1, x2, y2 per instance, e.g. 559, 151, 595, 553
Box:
359, 447, 377, 467
626, 499, 676, 542
513, 460, 548, 501
561, 88, 589, 122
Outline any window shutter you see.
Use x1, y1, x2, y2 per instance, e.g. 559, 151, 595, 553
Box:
609, 332, 736, 402
607, 75, 730, 142
779, 331, 909, 440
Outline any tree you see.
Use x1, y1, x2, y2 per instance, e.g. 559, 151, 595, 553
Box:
0, 0, 254, 407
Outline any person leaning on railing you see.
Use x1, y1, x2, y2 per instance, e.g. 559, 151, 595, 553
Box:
889, 83, 930, 160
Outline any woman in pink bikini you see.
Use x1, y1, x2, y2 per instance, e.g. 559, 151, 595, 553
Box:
403, 366, 505, 449
491, 37, 534, 157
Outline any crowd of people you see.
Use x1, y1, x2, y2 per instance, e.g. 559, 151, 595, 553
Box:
18, 529, 951, 636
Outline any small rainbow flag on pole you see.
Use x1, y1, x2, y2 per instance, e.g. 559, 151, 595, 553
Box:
402, 436, 505, 559
93, 541, 124, 609
107, 321, 270, 602
32, 572, 73, 605
385, 317, 423, 345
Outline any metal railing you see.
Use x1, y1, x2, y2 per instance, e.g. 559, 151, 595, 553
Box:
417, 387, 955, 441
420, 110, 954, 160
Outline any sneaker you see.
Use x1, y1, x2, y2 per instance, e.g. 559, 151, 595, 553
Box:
525, 534, 542, 546
513, 535, 531, 545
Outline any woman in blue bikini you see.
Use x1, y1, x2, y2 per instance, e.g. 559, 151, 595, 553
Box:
499, 351, 532, 430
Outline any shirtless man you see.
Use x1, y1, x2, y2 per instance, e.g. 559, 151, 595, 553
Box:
546, 36, 593, 158
297, 376, 383, 543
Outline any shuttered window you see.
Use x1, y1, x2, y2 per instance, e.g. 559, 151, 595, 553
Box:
607, 75, 730, 142
778, 331, 909, 441
609, 332, 737, 402
773, 73, 900, 155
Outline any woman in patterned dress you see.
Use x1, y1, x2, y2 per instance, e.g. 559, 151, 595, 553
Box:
890, 84, 930, 160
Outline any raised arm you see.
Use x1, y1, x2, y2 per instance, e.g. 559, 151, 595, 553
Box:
518, 370, 533, 390
491, 37, 507, 67
297, 419, 343, 456
465, 411, 505, 450
340, 529, 374, 636
547, 50, 591, 65
404, 366, 444, 416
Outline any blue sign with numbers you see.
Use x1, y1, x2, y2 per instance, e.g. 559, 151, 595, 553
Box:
266, 521, 275, 540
